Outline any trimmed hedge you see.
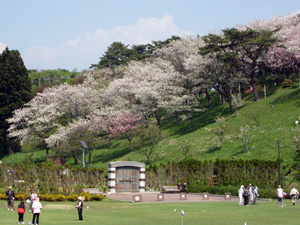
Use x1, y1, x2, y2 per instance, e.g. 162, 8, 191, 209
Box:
0, 192, 105, 202
146, 159, 279, 191
0, 158, 105, 194
188, 184, 287, 199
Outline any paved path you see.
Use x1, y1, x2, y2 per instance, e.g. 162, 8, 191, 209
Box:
106, 192, 239, 203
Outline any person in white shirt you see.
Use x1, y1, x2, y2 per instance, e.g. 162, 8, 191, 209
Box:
277, 185, 285, 207
76, 196, 83, 221
31, 198, 42, 225
252, 186, 259, 205
238, 185, 244, 205
290, 186, 299, 206
30, 190, 37, 211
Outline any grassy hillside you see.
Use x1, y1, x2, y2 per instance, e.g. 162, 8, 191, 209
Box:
2, 86, 300, 178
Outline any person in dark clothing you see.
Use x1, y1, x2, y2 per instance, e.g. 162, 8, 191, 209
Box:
6, 186, 15, 210
181, 183, 188, 193
17, 201, 25, 224
177, 183, 182, 192
76, 196, 83, 221
243, 186, 249, 206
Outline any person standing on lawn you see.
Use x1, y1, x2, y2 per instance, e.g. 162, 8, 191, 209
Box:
30, 190, 37, 211
6, 186, 15, 210
76, 196, 83, 221
290, 186, 299, 206
243, 186, 250, 206
17, 201, 25, 224
238, 185, 244, 205
31, 197, 42, 225
252, 186, 259, 205
277, 185, 285, 207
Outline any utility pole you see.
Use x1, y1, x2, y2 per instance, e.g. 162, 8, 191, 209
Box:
277, 140, 281, 185
80, 141, 88, 168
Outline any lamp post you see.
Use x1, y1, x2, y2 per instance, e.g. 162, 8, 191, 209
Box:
80, 141, 88, 168
277, 140, 281, 186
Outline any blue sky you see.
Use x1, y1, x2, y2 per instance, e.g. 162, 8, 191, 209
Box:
1, 0, 300, 71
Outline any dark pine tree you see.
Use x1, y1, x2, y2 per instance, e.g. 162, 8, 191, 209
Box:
0, 47, 32, 155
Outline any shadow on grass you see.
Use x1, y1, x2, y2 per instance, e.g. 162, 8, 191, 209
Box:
207, 146, 221, 154
233, 149, 247, 156
92, 147, 132, 163
270, 88, 300, 105
165, 103, 232, 136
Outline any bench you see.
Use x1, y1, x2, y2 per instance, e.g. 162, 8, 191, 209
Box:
82, 188, 101, 195
162, 186, 180, 193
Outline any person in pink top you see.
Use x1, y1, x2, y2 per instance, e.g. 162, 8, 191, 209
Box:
31, 198, 42, 225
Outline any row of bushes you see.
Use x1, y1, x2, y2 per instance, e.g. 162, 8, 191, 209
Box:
0, 192, 105, 202
147, 159, 279, 191
188, 184, 297, 199
0, 157, 105, 194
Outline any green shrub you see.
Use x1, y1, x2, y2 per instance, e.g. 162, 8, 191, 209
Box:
39, 194, 55, 202
0, 193, 6, 200
66, 194, 78, 201
53, 194, 66, 201
15, 193, 26, 200
258, 189, 277, 199
79, 192, 91, 201
90, 194, 105, 201
282, 79, 293, 88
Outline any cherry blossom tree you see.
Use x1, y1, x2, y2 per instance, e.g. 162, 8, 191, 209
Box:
7, 81, 103, 156
104, 59, 190, 136
46, 116, 107, 165
245, 14, 300, 77
107, 111, 142, 149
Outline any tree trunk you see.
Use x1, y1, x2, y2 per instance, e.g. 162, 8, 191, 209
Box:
154, 111, 162, 139
146, 154, 150, 165
128, 138, 133, 150
175, 111, 179, 125
109, 137, 112, 149
46, 146, 49, 157
205, 91, 211, 107
244, 144, 248, 153
227, 97, 234, 114
73, 156, 78, 165
88, 149, 92, 165
8, 146, 14, 154
251, 76, 260, 101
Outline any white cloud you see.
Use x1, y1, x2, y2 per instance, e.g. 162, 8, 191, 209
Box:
22, 15, 193, 70
0, 42, 7, 53
66, 38, 81, 47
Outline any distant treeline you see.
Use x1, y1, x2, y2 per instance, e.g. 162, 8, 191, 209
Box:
146, 159, 278, 190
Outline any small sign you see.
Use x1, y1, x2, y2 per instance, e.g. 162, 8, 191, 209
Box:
180, 193, 187, 200
202, 192, 209, 200
224, 193, 231, 200
132, 195, 142, 202
157, 194, 164, 201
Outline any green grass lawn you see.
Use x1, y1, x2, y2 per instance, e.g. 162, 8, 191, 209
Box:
1, 199, 299, 225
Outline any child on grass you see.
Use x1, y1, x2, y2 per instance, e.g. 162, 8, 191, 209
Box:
17, 201, 25, 224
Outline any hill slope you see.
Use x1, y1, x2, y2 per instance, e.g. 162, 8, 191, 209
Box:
2, 86, 300, 177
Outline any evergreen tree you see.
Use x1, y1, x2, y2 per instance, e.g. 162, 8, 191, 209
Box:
200, 28, 278, 101
91, 42, 133, 69
0, 47, 32, 155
